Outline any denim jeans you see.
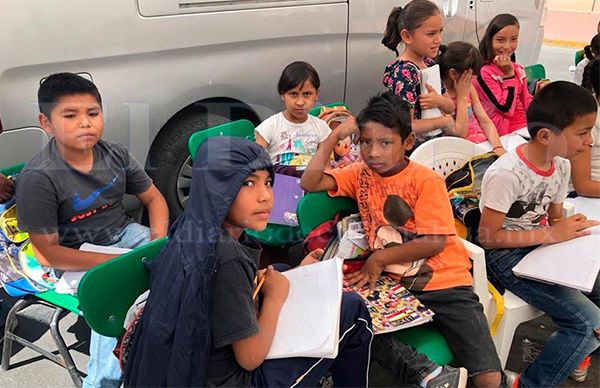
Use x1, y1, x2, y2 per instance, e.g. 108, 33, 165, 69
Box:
486, 247, 600, 387
83, 222, 151, 388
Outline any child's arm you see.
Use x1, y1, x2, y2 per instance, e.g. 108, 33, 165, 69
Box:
344, 235, 447, 290
477, 65, 520, 118
571, 148, 600, 198
419, 84, 455, 114
300, 117, 359, 192
0, 173, 14, 203
471, 86, 505, 155
232, 266, 289, 371
411, 112, 455, 135
29, 233, 117, 270
478, 206, 599, 249
448, 70, 473, 139
136, 184, 169, 239
255, 132, 269, 148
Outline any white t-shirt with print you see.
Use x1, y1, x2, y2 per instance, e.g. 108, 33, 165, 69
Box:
255, 112, 331, 167
480, 145, 570, 231
591, 106, 600, 182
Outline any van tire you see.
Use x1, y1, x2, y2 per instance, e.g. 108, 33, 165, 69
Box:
147, 111, 229, 221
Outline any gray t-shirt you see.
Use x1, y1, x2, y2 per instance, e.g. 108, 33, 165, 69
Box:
480, 145, 570, 231
16, 138, 152, 248
206, 231, 261, 387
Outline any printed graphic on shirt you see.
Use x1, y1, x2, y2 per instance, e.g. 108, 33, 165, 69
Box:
72, 174, 119, 211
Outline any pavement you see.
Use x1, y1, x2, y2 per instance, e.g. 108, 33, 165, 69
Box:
544, 4, 599, 48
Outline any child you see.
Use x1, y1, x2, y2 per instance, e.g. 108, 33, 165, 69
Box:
301, 92, 502, 388
0, 173, 14, 203
575, 34, 599, 87
381, 0, 456, 144
474, 14, 532, 136
438, 42, 506, 155
255, 61, 331, 177
16, 73, 169, 387
478, 81, 600, 387
123, 136, 373, 386
572, 59, 600, 197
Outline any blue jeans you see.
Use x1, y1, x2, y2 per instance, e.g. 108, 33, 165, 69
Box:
486, 247, 600, 387
83, 223, 151, 388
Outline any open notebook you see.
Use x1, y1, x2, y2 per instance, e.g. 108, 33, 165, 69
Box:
266, 257, 343, 359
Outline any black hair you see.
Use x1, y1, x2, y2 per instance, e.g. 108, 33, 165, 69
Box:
584, 33, 600, 61
277, 61, 320, 95
479, 13, 520, 62
37, 73, 102, 119
438, 42, 483, 79
527, 81, 597, 138
381, 0, 441, 56
357, 92, 412, 140
582, 58, 600, 98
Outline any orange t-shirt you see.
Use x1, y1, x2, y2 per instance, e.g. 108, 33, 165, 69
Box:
325, 159, 472, 291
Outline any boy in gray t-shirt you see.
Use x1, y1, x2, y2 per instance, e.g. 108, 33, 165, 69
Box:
16, 72, 169, 387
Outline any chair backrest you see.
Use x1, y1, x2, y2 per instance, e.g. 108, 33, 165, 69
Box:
0, 162, 25, 177
188, 119, 256, 160
297, 191, 358, 238
575, 49, 585, 66
308, 101, 349, 117
77, 237, 168, 337
409, 137, 488, 178
524, 63, 546, 82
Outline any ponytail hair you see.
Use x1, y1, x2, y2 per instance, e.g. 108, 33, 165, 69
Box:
582, 58, 600, 98
438, 42, 483, 79
584, 33, 600, 61
381, 0, 441, 56
479, 13, 520, 62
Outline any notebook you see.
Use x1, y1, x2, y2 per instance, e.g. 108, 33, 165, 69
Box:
419, 64, 443, 120
269, 173, 304, 226
266, 257, 343, 359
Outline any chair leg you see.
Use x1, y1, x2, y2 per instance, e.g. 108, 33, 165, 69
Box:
49, 307, 82, 387
2, 298, 33, 370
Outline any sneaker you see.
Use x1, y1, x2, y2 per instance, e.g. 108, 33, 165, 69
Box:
504, 370, 520, 388
425, 366, 467, 388
569, 356, 591, 383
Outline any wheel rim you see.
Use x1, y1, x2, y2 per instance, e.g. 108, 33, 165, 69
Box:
176, 156, 193, 209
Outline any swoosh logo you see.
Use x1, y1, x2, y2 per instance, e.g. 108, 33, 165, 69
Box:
73, 174, 119, 212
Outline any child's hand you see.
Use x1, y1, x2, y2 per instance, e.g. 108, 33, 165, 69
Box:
261, 265, 289, 304
343, 251, 385, 290
439, 114, 456, 133
0, 174, 15, 203
333, 116, 359, 143
419, 84, 444, 110
548, 213, 600, 243
299, 249, 323, 266
455, 69, 473, 100
493, 146, 507, 156
493, 55, 514, 77
319, 109, 352, 124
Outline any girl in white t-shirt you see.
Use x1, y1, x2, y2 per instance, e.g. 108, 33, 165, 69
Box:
571, 58, 600, 197
255, 61, 331, 177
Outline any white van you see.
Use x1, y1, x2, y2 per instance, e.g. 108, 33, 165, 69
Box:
0, 0, 546, 218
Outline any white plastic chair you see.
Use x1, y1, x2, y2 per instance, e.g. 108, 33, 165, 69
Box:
410, 137, 544, 368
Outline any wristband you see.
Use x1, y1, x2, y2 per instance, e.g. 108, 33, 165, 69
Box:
492, 145, 504, 150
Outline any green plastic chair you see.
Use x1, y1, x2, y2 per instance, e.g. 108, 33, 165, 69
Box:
78, 237, 168, 337
308, 101, 349, 117
524, 63, 546, 83
188, 119, 256, 161
0, 163, 83, 386
296, 191, 454, 364
575, 49, 585, 66
188, 120, 301, 246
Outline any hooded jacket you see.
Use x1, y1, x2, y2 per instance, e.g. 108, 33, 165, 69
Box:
124, 136, 273, 386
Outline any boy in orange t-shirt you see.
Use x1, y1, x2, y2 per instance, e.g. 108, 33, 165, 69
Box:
301, 93, 502, 388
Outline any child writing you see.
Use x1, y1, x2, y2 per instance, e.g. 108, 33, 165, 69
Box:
301, 92, 502, 388
575, 33, 599, 87
479, 81, 600, 387
438, 42, 506, 155
124, 136, 374, 387
255, 61, 331, 177
15, 73, 169, 387
474, 13, 532, 136
571, 58, 600, 197
381, 0, 456, 144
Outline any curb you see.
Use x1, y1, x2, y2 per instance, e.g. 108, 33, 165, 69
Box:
543, 38, 587, 49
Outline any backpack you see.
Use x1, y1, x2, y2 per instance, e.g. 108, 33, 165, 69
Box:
303, 214, 341, 255
444, 152, 498, 239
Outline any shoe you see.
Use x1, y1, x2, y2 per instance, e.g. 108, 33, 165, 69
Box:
504, 370, 520, 388
425, 366, 467, 388
569, 356, 591, 383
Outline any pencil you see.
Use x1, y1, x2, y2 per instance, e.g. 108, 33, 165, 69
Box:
252, 275, 266, 300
